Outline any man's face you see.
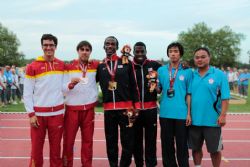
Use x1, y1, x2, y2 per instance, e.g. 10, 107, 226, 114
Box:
42, 39, 56, 58
194, 50, 210, 68
5, 66, 10, 71
168, 47, 181, 63
104, 38, 117, 56
78, 46, 91, 63
134, 46, 147, 64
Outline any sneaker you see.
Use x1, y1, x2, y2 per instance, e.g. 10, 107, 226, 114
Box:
12, 101, 18, 105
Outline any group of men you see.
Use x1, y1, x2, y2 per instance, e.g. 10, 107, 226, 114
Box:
24, 34, 230, 167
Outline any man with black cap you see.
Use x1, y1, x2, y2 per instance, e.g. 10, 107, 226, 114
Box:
132, 42, 161, 167
96, 36, 140, 167
157, 42, 192, 167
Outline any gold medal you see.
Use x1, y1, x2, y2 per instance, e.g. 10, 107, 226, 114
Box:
108, 81, 117, 90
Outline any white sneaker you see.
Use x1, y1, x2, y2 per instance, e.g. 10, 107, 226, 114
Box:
12, 101, 18, 105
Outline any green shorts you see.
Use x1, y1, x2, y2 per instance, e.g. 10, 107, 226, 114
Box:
188, 125, 223, 153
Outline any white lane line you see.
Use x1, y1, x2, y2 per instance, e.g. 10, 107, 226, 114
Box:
0, 157, 250, 161
2, 138, 250, 143
2, 119, 250, 123
1, 127, 250, 131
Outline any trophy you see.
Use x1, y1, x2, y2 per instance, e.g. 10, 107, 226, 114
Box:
123, 108, 139, 127
146, 70, 158, 93
121, 44, 132, 64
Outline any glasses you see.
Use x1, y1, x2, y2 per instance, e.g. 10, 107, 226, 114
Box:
42, 44, 56, 48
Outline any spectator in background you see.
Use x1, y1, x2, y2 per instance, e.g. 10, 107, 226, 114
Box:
233, 67, 239, 95
11, 68, 19, 104
238, 69, 244, 97
18, 67, 25, 102
4, 65, 13, 104
227, 67, 234, 91
0, 67, 7, 107
239, 68, 249, 98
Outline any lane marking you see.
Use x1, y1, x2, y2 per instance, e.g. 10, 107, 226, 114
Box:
2, 138, 250, 143
1, 127, 250, 131
222, 156, 229, 163
2, 119, 250, 123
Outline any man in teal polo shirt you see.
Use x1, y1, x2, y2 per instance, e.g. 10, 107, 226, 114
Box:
157, 42, 192, 167
189, 47, 230, 167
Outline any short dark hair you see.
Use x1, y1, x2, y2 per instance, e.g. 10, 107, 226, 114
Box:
41, 34, 58, 46
104, 36, 119, 50
194, 47, 211, 57
76, 40, 92, 51
133, 42, 147, 51
167, 42, 184, 57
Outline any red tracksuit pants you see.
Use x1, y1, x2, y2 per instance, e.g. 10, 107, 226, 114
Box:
63, 108, 95, 167
29, 114, 64, 167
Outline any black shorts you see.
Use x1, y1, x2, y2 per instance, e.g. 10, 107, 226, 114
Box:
188, 125, 223, 153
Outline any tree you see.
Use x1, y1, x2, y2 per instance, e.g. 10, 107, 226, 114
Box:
0, 23, 25, 66
178, 22, 245, 67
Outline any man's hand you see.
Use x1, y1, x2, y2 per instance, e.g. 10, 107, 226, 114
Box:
186, 114, 192, 126
30, 115, 39, 128
71, 77, 81, 85
217, 114, 226, 127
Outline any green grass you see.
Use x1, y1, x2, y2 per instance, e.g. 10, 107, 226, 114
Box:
228, 84, 250, 113
0, 103, 104, 113
1, 83, 249, 113
0, 102, 26, 112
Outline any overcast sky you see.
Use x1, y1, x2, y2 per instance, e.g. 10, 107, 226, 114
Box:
1, 0, 250, 63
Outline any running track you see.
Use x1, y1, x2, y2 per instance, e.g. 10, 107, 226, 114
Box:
1, 113, 250, 167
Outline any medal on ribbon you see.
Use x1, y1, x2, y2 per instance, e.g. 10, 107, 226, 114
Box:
79, 62, 88, 85
105, 58, 118, 91
167, 63, 179, 98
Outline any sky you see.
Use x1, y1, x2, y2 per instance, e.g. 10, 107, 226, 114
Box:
1, 0, 250, 63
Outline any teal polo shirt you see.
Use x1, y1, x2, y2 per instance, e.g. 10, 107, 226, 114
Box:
191, 66, 230, 127
158, 64, 192, 120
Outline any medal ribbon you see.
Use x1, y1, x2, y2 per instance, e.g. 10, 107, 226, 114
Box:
79, 62, 88, 78
169, 63, 179, 89
105, 58, 118, 81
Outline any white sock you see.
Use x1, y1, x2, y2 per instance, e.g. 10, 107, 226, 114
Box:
195, 165, 201, 167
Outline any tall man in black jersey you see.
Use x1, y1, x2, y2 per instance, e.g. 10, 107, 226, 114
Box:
96, 36, 140, 167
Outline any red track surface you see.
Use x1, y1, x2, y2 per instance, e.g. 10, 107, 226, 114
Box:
1, 113, 250, 167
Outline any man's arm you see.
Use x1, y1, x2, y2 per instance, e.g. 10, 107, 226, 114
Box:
217, 100, 229, 127
217, 71, 230, 127
186, 94, 191, 126
23, 64, 39, 127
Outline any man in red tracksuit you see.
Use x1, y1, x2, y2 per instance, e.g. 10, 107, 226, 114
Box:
132, 42, 162, 167
96, 36, 140, 167
24, 34, 65, 167
63, 41, 99, 167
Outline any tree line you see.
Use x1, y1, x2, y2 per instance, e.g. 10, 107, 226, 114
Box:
0, 22, 249, 68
